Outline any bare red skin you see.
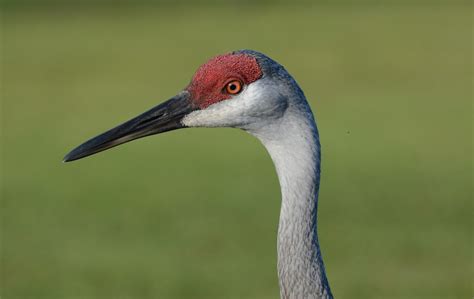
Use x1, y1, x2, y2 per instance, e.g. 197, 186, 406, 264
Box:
186, 53, 263, 109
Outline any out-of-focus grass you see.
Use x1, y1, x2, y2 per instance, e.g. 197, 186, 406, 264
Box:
1, 3, 472, 299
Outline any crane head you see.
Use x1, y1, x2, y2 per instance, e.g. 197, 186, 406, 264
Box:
64, 50, 292, 162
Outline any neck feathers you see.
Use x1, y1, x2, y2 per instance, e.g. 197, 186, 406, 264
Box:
249, 102, 332, 299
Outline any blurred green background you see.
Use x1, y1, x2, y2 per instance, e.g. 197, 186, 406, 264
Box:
1, 1, 472, 298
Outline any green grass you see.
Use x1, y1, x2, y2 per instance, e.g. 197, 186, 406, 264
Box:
1, 3, 472, 298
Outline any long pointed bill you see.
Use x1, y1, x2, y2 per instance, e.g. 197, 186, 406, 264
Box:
63, 91, 196, 162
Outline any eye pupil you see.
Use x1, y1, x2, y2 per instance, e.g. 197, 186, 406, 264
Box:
230, 84, 236, 90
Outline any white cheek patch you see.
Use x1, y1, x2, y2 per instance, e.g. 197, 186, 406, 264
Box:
182, 96, 244, 128
182, 79, 287, 129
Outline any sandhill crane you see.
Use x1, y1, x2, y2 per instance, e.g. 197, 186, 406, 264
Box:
64, 50, 333, 299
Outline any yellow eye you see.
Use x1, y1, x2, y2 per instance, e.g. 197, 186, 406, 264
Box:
225, 80, 242, 95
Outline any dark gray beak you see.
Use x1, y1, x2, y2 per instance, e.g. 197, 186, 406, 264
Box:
63, 91, 196, 162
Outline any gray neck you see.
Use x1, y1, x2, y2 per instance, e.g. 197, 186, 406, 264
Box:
248, 105, 332, 299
